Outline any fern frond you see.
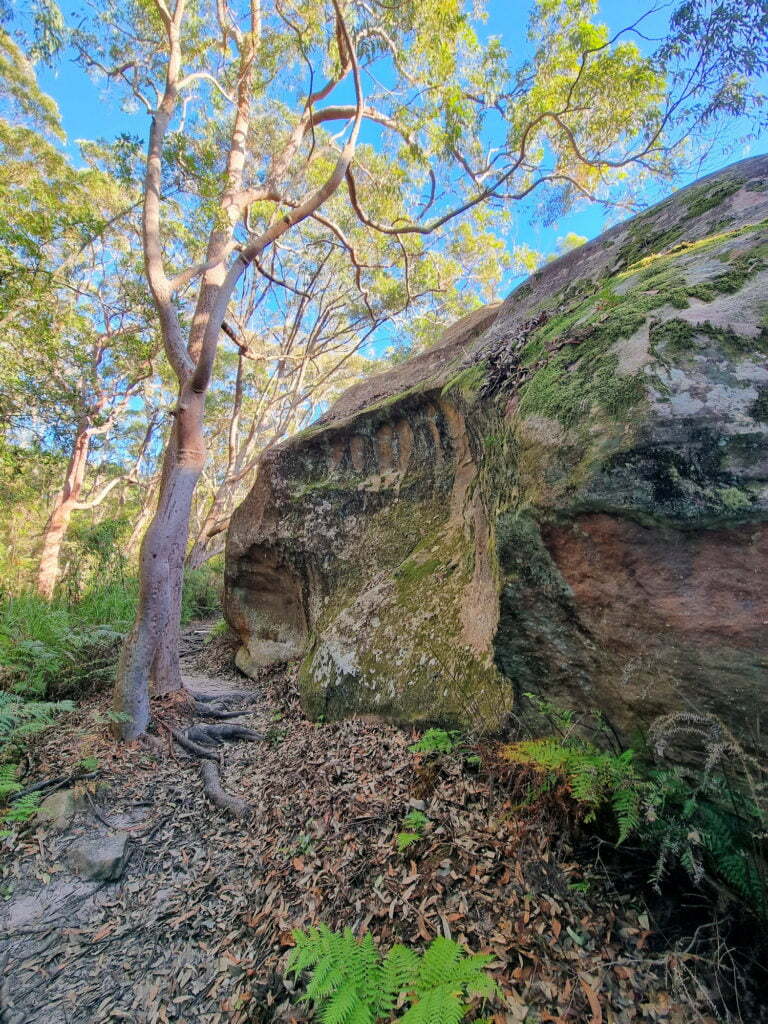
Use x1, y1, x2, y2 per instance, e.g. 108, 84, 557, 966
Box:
401, 984, 466, 1024
2, 791, 41, 824
376, 944, 419, 1015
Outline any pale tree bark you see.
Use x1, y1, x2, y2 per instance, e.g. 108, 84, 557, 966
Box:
35, 399, 156, 599
36, 417, 91, 599
114, 0, 364, 738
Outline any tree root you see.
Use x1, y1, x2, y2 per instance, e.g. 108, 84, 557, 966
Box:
186, 689, 257, 704
170, 727, 221, 762
173, 723, 262, 817
192, 702, 247, 720
157, 694, 263, 815
199, 761, 251, 817
187, 723, 264, 747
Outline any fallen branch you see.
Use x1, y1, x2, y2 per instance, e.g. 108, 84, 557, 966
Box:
8, 771, 98, 803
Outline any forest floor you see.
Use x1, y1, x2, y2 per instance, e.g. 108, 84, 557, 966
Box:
0, 626, 752, 1024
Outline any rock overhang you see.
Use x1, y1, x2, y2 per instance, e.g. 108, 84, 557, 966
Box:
224, 154, 768, 752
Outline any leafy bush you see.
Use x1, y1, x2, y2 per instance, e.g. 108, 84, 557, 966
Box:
285, 925, 498, 1023
181, 558, 222, 622
0, 591, 125, 699
0, 560, 222, 700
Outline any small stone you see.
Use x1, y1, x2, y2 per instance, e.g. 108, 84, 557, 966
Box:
408, 798, 426, 811
67, 832, 129, 882
38, 789, 79, 829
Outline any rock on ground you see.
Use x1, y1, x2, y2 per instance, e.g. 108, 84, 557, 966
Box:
67, 831, 129, 881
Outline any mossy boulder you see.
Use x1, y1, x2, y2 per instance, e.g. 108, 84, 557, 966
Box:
225, 155, 768, 751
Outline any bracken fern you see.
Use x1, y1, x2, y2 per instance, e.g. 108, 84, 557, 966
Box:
503, 712, 768, 917
285, 926, 498, 1023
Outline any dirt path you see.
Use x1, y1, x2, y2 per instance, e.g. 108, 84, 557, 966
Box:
0, 629, 740, 1023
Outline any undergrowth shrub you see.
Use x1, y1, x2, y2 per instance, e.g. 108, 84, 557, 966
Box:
0, 560, 222, 701
0, 591, 126, 699
0, 563, 222, 827
285, 925, 498, 1023
503, 709, 768, 917
181, 557, 223, 621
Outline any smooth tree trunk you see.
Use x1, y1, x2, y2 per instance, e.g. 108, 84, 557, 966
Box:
112, 0, 361, 740
36, 418, 90, 600
113, 392, 205, 738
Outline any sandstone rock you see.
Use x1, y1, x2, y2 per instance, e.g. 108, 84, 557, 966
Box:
224, 156, 768, 752
67, 831, 129, 881
38, 789, 81, 828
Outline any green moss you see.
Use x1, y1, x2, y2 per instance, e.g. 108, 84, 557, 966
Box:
750, 385, 768, 423
516, 284, 651, 428
709, 247, 768, 294
626, 218, 768, 278
619, 219, 683, 269
686, 282, 717, 302
649, 317, 768, 362
520, 336, 545, 365
304, 517, 512, 730
683, 177, 743, 218
394, 555, 442, 588
441, 361, 487, 400
649, 318, 697, 357
718, 486, 752, 512
699, 320, 768, 356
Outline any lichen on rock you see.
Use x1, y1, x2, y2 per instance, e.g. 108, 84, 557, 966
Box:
225, 155, 768, 753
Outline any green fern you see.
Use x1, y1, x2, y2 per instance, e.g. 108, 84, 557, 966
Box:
504, 738, 641, 842
504, 726, 768, 916
0, 690, 74, 747
396, 810, 429, 853
409, 729, 461, 755
3, 791, 42, 823
286, 928, 498, 1023
0, 692, 74, 830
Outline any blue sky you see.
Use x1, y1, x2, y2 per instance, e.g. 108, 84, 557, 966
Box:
35, 1, 768, 321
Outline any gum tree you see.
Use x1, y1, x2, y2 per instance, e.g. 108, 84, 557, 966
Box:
69, 0, 746, 738
187, 197, 511, 567
0, 28, 160, 596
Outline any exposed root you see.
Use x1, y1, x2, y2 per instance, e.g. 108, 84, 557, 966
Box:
187, 724, 263, 747
169, 728, 220, 762
192, 702, 247, 720
186, 690, 257, 704
199, 761, 251, 817
163, 716, 262, 816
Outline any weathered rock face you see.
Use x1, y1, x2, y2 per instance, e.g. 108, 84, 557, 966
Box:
225, 156, 768, 750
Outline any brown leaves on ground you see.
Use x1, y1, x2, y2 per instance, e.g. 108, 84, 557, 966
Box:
0, 659, 726, 1024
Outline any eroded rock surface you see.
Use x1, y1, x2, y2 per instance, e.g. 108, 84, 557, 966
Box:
225, 156, 768, 749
